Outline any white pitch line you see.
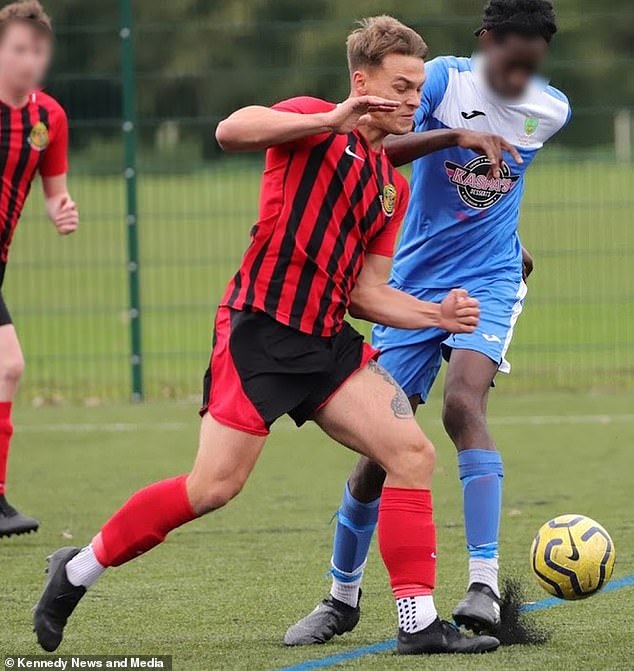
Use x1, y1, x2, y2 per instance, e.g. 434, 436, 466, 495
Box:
13, 413, 634, 433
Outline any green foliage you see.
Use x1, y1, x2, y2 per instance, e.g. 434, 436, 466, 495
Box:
44, 1, 634, 152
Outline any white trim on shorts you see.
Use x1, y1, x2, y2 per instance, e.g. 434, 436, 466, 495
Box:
498, 279, 528, 374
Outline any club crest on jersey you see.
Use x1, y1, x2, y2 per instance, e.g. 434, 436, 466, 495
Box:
28, 121, 49, 151
524, 116, 539, 136
444, 156, 520, 210
381, 183, 397, 217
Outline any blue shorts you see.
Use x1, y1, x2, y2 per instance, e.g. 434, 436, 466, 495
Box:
372, 278, 527, 401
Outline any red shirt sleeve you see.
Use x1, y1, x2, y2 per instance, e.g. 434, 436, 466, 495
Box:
40, 101, 69, 177
271, 96, 335, 150
366, 176, 410, 257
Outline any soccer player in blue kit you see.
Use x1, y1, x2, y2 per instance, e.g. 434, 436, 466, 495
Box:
286, 0, 571, 644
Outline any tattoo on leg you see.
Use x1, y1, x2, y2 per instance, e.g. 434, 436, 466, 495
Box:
368, 360, 413, 419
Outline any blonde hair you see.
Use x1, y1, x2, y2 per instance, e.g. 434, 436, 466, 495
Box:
346, 16, 428, 72
0, 0, 52, 38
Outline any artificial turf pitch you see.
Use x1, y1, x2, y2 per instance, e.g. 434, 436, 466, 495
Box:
3, 391, 633, 670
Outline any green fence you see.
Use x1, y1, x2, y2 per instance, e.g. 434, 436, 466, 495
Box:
4, 2, 634, 403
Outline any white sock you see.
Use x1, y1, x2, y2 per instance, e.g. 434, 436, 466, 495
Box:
329, 560, 365, 607
66, 544, 105, 589
469, 557, 500, 598
396, 595, 437, 633
330, 576, 362, 608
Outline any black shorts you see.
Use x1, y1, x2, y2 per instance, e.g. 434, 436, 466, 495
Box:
200, 307, 377, 435
0, 263, 11, 326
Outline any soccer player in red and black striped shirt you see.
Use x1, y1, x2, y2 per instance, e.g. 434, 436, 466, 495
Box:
0, 1, 78, 538
35, 17, 497, 655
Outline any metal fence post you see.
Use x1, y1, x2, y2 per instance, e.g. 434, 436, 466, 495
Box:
120, 0, 143, 401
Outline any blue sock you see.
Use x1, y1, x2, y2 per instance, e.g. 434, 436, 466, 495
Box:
458, 449, 503, 593
329, 483, 379, 606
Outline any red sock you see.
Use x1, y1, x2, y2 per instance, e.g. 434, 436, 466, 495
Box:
92, 475, 197, 567
0, 402, 13, 495
378, 487, 436, 598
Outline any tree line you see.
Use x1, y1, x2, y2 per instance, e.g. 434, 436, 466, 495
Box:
47, 0, 634, 154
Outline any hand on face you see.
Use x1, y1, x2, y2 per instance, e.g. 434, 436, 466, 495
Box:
349, 54, 425, 136
325, 95, 401, 134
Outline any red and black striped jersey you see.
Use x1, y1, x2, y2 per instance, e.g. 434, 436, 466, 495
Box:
222, 96, 410, 337
0, 91, 68, 264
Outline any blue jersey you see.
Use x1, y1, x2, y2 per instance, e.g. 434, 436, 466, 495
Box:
392, 55, 571, 289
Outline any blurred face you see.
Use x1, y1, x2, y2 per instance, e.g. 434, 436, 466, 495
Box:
0, 22, 51, 94
480, 30, 549, 98
352, 53, 425, 135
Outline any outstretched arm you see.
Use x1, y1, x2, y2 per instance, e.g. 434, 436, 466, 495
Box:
215, 96, 399, 153
385, 128, 523, 177
215, 106, 332, 152
349, 253, 479, 332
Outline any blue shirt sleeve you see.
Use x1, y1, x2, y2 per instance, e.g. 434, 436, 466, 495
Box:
414, 57, 451, 131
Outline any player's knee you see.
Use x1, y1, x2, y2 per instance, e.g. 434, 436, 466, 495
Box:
384, 434, 436, 487
348, 458, 386, 502
187, 473, 246, 516
442, 388, 482, 440
0, 351, 24, 386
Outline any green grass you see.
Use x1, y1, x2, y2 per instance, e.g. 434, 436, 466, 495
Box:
3, 391, 634, 670
3, 157, 634, 401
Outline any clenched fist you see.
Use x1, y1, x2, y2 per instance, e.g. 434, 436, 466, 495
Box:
46, 194, 79, 236
439, 288, 480, 334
